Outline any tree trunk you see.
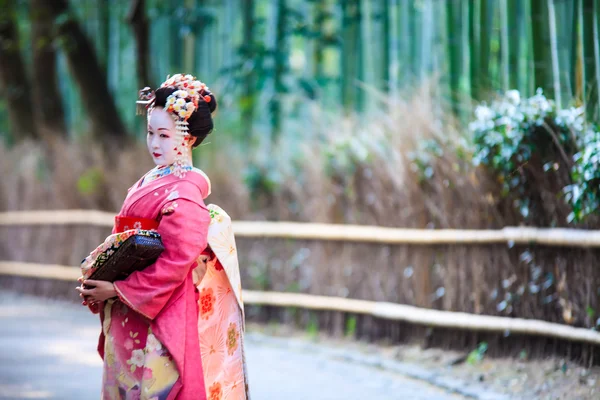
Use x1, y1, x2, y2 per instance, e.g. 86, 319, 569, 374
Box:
127, 0, 151, 89
0, 0, 37, 140
30, 0, 67, 140
47, 0, 128, 142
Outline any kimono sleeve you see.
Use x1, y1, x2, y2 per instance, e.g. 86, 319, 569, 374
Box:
113, 198, 211, 320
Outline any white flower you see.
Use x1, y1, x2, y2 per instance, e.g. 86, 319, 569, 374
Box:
186, 102, 195, 111
505, 90, 521, 105
179, 110, 188, 118
145, 333, 162, 352
175, 98, 186, 107
176, 90, 189, 98
166, 96, 175, 105
475, 105, 494, 122
495, 116, 512, 127
185, 74, 194, 80
173, 104, 181, 112
129, 349, 145, 367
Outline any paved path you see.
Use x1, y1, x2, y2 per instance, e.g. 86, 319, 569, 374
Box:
0, 292, 469, 400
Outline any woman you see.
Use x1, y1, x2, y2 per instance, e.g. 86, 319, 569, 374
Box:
77, 74, 248, 400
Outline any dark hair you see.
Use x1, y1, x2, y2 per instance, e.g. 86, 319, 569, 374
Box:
153, 86, 217, 147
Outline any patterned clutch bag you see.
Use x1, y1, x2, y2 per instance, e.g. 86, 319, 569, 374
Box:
80, 229, 164, 289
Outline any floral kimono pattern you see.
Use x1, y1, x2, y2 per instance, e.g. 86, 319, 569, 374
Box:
101, 300, 179, 400
92, 166, 212, 399
195, 205, 249, 400
85, 166, 248, 400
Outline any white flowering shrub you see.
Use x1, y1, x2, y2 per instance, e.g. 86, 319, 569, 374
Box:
470, 89, 598, 222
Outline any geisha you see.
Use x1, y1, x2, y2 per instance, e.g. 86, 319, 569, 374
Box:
77, 74, 249, 400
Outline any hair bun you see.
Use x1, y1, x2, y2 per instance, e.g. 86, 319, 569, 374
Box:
201, 91, 217, 113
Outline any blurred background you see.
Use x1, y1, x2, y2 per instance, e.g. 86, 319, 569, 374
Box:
1, 0, 600, 397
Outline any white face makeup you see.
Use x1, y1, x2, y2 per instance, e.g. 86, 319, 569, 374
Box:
147, 107, 178, 166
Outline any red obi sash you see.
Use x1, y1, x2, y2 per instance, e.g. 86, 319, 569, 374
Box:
114, 216, 159, 233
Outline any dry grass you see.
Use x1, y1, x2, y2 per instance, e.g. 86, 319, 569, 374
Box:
2, 85, 599, 363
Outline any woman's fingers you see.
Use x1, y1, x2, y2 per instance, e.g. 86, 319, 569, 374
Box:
76, 286, 95, 296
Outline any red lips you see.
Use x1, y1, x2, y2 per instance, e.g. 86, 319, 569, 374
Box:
153, 152, 162, 158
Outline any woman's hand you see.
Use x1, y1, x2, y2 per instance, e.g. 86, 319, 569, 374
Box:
76, 279, 117, 305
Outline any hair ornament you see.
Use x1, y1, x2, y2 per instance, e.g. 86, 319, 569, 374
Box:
136, 87, 155, 115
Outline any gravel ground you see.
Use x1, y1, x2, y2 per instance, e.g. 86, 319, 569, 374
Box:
0, 292, 497, 400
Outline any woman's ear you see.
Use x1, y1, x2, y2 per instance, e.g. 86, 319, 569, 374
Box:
188, 136, 197, 147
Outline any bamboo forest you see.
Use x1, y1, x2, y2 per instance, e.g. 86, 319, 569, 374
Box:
2, 1, 600, 399
3, 0, 600, 138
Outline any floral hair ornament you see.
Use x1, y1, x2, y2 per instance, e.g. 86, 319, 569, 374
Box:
136, 87, 156, 116
137, 73, 213, 178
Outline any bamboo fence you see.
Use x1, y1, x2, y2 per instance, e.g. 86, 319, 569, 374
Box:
1, 260, 599, 345
2, 209, 600, 346
2, 209, 600, 247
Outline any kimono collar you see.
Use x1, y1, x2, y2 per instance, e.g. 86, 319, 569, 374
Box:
142, 165, 193, 186
139, 165, 211, 199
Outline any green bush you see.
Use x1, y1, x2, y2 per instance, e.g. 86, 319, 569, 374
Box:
469, 89, 598, 223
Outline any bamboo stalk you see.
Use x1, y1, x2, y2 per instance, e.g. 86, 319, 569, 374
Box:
499, 0, 510, 91
507, 0, 524, 91
582, 0, 600, 121
531, 0, 554, 97
547, 0, 562, 107
2, 210, 600, 247
2, 261, 599, 345
398, 0, 410, 83
380, 0, 390, 91
340, 0, 360, 109
479, 0, 493, 97
468, 0, 480, 99
572, 0, 583, 101
446, 0, 462, 116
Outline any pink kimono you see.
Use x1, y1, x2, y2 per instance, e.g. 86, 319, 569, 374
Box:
93, 168, 211, 400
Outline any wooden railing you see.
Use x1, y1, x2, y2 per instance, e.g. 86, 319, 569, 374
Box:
2, 209, 600, 246
2, 209, 600, 345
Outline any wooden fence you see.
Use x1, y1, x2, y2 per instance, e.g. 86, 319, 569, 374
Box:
2, 209, 600, 346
